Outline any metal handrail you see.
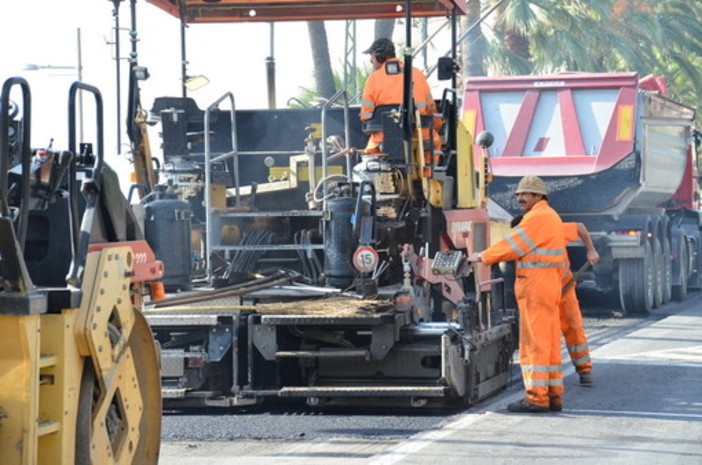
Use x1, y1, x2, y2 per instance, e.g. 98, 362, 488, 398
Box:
0, 77, 31, 248
320, 89, 352, 201
66, 81, 105, 288
204, 91, 238, 282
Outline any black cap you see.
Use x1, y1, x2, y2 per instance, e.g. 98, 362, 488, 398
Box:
363, 38, 395, 55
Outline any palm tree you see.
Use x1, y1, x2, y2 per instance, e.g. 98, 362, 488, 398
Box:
308, 21, 336, 99
462, 0, 487, 77
474, 0, 702, 113
375, 19, 396, 41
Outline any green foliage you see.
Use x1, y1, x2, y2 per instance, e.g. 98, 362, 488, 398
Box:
478, 0, 702, 115
292, 61, 372, 108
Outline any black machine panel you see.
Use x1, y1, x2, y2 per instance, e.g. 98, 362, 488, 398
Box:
151, 97, 366, 186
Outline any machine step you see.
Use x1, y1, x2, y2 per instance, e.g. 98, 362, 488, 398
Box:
278, 385, 448, 398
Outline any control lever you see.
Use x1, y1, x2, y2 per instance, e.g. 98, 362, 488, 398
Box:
43, 150, 73, 208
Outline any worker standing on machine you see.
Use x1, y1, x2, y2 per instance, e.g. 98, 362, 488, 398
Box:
359, 38, 441, 157
468, 176, 566, 413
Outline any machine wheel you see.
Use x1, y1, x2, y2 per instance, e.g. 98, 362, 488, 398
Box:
76, 313, 162, 465
75, 360, 96, 465
619, 241, 653, 314
651, 238, 664, 308
661, 236, 673, 304
672, 240, 688, 301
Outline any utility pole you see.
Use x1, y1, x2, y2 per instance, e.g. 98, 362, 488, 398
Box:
77, 27, 84, 142
110, 0, 124, 153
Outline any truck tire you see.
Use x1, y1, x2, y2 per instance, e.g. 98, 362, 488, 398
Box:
672, 240, 688, 301
652, 238, 664, 308
618, 241, 653, 314
662, 236, 673, 304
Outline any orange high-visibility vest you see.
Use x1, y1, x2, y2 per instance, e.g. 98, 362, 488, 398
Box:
360, 58, 440, 155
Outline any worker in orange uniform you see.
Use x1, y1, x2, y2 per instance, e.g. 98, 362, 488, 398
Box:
359, 38, 441, 158
468, 176, 566, 413
561, 222, 599, 385
512, 215, 599, 387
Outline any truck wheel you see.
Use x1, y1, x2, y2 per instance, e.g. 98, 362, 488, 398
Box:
662, 237, 673, 304
672, 241, 688, 301
652, 238, 664, 308
618, 241, 653, 314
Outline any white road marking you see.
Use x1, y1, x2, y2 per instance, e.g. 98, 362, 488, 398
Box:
367, 410, 498, 465
570, 409, 702, 419
593, 357, 702, 368
368, 322, 702, 464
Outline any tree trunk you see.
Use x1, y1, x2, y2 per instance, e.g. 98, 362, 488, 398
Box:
374, 19, 396, 41
462, 0, 486, 77
307, 21, 336, 99
503, 30, 531, 60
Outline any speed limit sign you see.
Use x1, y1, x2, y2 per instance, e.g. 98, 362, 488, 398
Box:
353, 246, 379, 273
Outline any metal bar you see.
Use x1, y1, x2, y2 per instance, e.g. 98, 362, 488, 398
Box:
275, 350, 369, 359
212, 244, 325, 251
235, 150, 305, 156
426, 0, 506, 77
278, 386, 447, 397
320, 88, 349, 200
0, 77, 31, 248
66, 82, 104, 289
412, 19, 449, 60
153, 276, 292, 308
151, 273, 289, 308
204, 91, 238, 282
180, 13, 187, 97
214, 210, 324, 217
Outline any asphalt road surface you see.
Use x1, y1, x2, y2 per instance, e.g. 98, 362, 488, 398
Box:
159, 291, 702, 464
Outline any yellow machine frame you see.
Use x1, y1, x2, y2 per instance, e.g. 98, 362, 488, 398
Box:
0, 246, 162, 465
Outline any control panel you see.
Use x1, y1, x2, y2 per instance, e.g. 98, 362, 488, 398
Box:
431, 250, 464, 275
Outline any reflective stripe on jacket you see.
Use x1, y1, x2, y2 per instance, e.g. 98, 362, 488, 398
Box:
360, 58, 436, 122
360, 58, 440, 154
481, 200, 567, 272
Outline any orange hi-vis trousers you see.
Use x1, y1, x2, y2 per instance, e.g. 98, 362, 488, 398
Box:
561, 280, 592, 374
516, 266, 564, 407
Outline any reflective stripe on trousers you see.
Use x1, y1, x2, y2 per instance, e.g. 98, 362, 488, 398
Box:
560, 284, 592, 373
516, 267, 563, 407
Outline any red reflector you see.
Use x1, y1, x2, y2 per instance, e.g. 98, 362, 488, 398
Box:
187, 355, 206, 368
615, 230, 640, 236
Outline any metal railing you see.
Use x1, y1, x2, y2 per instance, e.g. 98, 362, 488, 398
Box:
202, 90, 355, 282
320, 89, 352, 201
204, 92, 238, 282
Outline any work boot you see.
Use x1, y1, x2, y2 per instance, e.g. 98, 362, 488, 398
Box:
549, 402, 563, 412
579, 371, 593, 385
549, 395, 563, 412
507, 399, 549, 413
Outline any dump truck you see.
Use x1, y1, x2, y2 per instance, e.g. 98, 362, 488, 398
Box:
463, 72, 700, 314
0, 77, 162, 464
126, 0, 518, 408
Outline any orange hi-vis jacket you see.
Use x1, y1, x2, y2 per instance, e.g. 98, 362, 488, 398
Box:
561, 223, 592, 374
360, 58, 440, 156
481, 200, 567, 407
